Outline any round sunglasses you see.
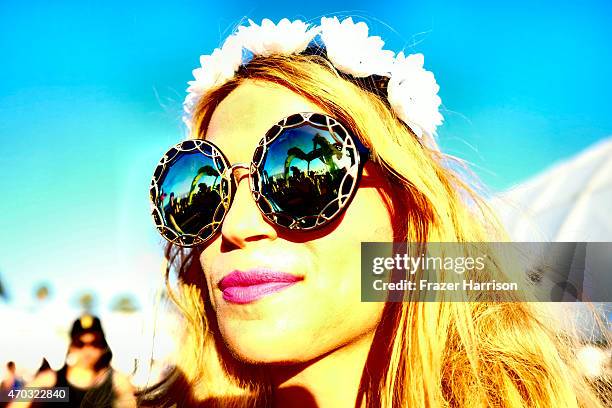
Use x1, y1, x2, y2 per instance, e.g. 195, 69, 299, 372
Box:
150, 112, 370, 247
72, 336, 106, 349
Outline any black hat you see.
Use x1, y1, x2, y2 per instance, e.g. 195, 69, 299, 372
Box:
70, 314, 105, 341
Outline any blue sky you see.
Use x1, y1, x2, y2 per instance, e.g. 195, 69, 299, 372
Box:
1, 0, 611, 311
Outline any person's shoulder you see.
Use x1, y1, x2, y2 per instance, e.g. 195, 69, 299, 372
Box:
111, 370, 133, 390
110, 370, 137, 408
30, 369, 57, 388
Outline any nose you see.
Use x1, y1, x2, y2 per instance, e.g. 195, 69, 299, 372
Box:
220, 168, 278, 249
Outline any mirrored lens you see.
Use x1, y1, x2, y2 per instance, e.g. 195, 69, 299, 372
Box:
256, 123, 359, 229
153, 147, 227, 242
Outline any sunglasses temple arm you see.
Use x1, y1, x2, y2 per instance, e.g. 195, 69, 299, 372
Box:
354, 136, 371, 166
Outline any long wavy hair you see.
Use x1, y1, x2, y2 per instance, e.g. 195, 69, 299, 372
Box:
139, 53, 609, 407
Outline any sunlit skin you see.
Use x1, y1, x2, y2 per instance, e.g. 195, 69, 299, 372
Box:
199, 80, 396, 408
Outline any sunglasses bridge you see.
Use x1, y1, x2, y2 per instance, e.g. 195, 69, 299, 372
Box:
221, 163, 251, 180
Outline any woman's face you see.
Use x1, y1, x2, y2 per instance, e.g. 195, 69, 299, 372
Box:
200, 79, 394, 364
69, 333, 104, 369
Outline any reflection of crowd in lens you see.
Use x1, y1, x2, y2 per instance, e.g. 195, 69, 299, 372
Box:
159, 180, 222, 235
259, 131, 351, 216
262, 167, 341, 217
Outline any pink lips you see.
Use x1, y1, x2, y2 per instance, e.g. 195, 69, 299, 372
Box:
218, 269, 303, 304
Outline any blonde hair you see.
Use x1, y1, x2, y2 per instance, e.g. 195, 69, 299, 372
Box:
143, 54, 608, 407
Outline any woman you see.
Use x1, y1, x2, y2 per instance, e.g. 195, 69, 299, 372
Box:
143, 17, 607, 407
8, 315, 135, 408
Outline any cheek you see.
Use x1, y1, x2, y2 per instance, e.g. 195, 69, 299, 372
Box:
200, 242, 221, 310
303, 188, 393, 339
197, 188, 393, 363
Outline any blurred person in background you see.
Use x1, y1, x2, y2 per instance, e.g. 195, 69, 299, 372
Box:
8, 315, 135, 408
1, 362, 24, 391
1, 362, 24, 408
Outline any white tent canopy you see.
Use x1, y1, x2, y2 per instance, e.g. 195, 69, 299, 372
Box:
491, 137, 612, 341
494, 137, 612, 242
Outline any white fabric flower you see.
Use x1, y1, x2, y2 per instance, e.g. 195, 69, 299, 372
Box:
320, 17, 395, 77
181, 17, 444, 149
183, 33, 244, 123
238, 18, 319, 57
182, 18, 318, 128
387, 52, 443, 139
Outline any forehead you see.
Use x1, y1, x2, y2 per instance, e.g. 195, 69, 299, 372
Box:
204, 80, 322, 163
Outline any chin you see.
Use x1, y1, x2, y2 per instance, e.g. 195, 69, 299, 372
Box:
228, 343, 313, 365
221, 327, 315, 365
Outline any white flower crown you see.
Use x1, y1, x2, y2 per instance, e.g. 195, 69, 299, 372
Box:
183, 17, 444, 148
